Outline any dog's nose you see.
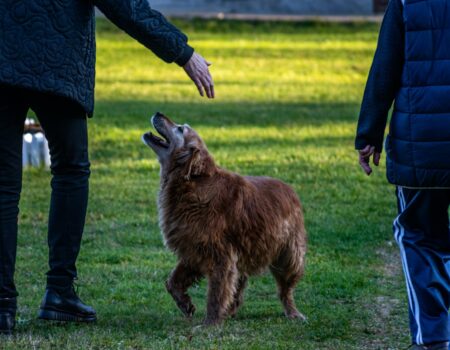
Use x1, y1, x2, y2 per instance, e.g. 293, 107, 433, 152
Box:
152, 112, 164, 126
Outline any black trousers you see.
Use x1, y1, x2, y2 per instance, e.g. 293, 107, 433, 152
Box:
0, 86, 90, 298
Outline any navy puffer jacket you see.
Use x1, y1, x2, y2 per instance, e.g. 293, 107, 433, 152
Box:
386, 0, 450, 188
0, 0, 194, 116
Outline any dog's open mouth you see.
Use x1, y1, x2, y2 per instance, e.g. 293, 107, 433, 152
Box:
143, 131, 169, 149
143, 114, 171, 149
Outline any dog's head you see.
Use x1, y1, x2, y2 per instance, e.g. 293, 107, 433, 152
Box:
142, 112, 215, 181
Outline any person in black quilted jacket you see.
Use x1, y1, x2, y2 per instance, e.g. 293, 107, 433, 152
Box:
0, 0, 214, 334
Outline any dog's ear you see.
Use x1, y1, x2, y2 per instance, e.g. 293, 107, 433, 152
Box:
184, 147, 214, 181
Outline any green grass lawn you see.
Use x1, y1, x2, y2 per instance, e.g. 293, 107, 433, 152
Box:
3, 20, 410, 349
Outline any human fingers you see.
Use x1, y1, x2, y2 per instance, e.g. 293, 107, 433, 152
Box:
200, 71, 214, 99
193, 78, 204, 97
205, 69, 215, 98
359, 145, 375, 158
210, 83, 215, 99
359, 154, 373, 175
200, 76, 212, 98
373, 152, 381, 166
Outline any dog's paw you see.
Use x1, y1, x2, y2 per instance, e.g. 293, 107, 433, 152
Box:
227, 310, 237, 318
165, 280, 196, 318
202, 317, 222, 327
227, 306, 239, 318
286, 311, 307, 322
178, 301, 196, 319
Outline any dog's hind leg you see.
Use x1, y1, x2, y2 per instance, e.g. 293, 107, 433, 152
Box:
270, 245, 306, 321
166, 261, 202, 318
204, 257, 238, 326
227, 274, 248, 318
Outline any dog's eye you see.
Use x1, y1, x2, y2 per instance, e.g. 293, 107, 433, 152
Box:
177, 126, 184, 133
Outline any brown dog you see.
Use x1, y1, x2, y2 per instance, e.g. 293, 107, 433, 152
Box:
142, 112, 307, 326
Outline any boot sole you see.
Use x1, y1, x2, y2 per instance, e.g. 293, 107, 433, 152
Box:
38, 309, 96, 323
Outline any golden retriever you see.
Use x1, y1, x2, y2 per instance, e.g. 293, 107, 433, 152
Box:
142, 112, 307, 325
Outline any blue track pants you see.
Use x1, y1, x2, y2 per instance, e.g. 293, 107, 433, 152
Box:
395, 187, 450, 345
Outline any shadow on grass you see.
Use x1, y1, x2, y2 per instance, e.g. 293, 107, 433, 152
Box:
92, 99, 360, 129
88, 99, 359, 168
97, 45, 374, 59
97, 78, 361, 87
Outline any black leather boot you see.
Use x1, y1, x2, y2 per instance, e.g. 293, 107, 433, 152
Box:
38, 287, 96, 323
0, 298, 16, 335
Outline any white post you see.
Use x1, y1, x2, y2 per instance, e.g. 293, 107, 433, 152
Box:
23, 133, 33, 167
23, 119, 51, 168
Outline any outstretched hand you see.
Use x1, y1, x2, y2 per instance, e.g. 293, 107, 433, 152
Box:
183, 53, 215, 99
359, 145, 381, 175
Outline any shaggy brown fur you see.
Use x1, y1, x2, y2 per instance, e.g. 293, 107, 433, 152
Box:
143, 112, 307, 326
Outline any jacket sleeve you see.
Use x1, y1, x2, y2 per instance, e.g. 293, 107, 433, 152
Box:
94, 0, 194, 66
355, 0, 404, 152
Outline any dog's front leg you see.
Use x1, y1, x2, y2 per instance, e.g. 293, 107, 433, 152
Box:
166, 261, 202, 318
204, 259, 238, 326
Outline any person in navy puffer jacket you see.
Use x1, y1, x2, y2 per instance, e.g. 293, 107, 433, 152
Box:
0, 0, 214, 334
356, 0, 450, 349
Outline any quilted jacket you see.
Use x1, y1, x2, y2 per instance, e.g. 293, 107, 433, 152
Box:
0, 0, 194, 116
386, 0, 450, 188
